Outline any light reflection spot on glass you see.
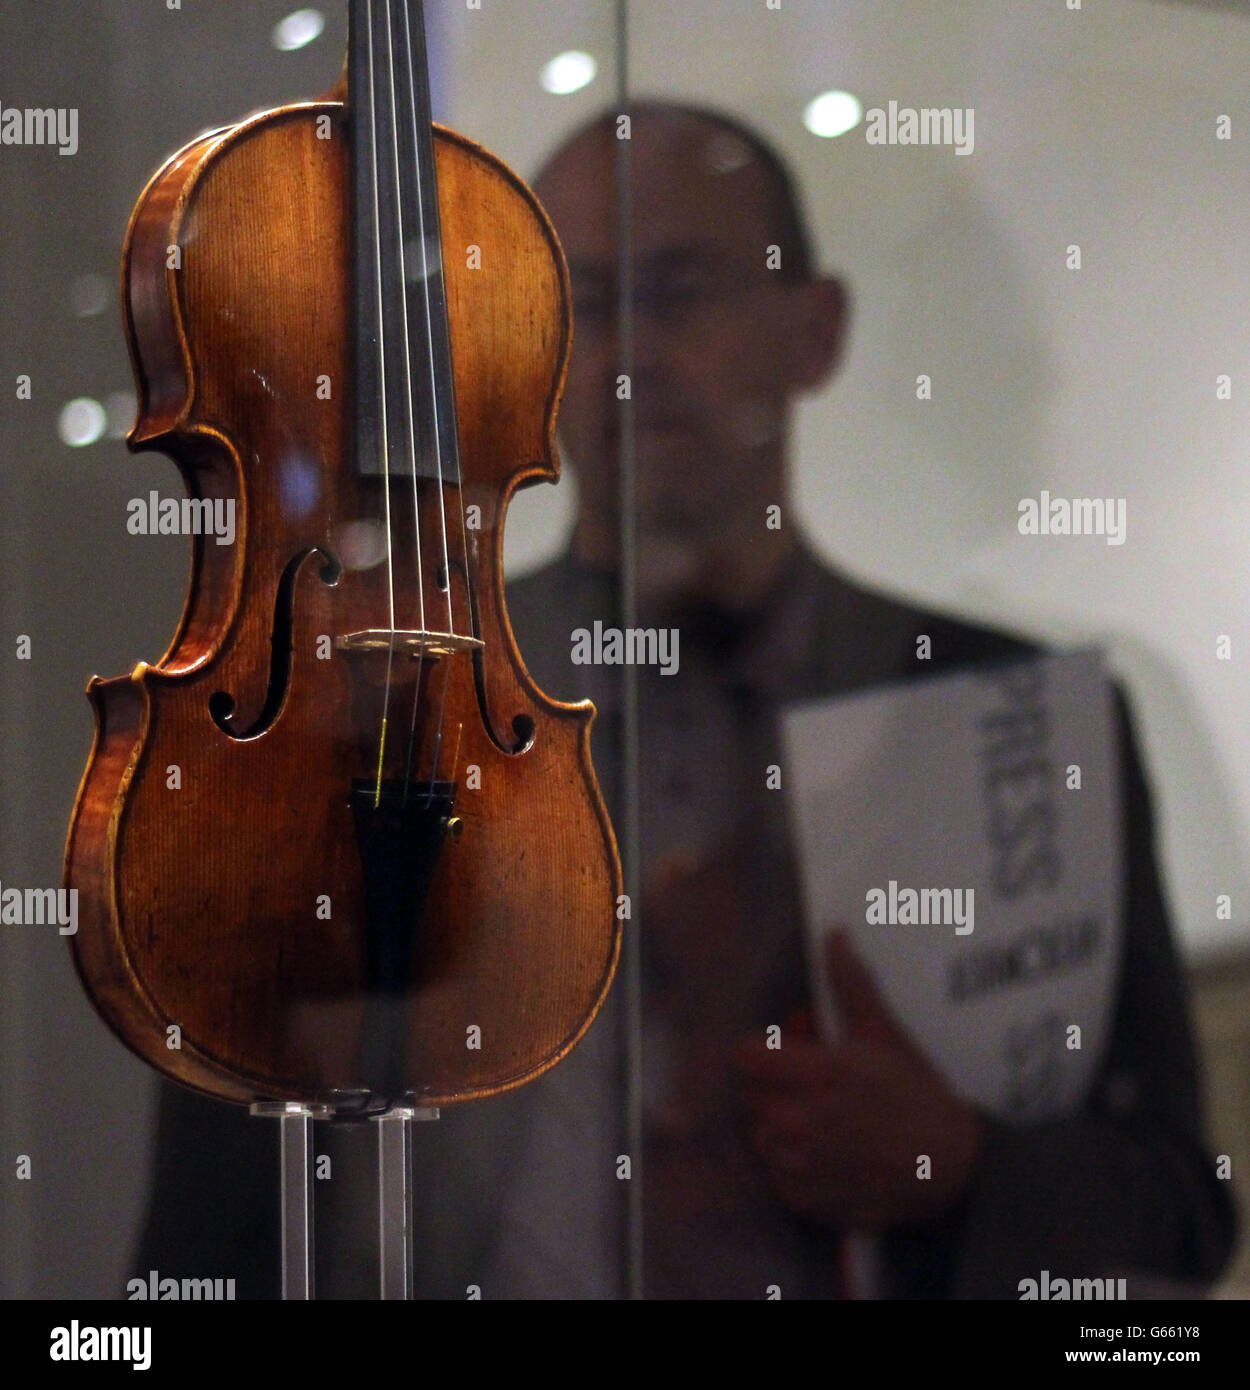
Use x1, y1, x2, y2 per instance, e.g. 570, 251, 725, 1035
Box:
58, 398, 107, 448
703, 133, 753, 175
540, 51, 597, 96
273, 9, 325, 53
70, 273, 111, 318
803, 90, 863, 139
280, 453, 320, 520
404, 235, 442, 283
334, 519, 388, 572
105, 390, 137, 441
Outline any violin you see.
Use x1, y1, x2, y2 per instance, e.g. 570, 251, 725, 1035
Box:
64, 0, 621, 1111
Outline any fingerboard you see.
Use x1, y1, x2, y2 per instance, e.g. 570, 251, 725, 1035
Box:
349, 0, 461, 484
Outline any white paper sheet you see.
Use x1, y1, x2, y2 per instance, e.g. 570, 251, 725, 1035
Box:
781, 650, 1122, 1295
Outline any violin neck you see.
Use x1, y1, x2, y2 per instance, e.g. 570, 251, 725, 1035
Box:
348, 0, 461, 484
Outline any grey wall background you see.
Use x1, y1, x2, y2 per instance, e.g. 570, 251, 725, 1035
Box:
1, 0, 1247, 1298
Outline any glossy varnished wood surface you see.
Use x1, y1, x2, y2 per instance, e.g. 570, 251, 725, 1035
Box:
64, 103, 622, 1106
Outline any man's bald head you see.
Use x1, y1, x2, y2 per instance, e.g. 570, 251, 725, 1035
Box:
534, 102, 815, 284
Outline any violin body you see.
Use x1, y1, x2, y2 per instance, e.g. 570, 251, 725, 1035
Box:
65, 98, 621, 1108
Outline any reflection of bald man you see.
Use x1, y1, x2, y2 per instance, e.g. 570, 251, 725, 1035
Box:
466, 103, 1235, 1298
136, 105, 1235, 1300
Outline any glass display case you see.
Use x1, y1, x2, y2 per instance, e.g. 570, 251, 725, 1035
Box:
1, 0, 1247, 1329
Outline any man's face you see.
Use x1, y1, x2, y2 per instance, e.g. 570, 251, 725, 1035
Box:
535, 116, 823, 590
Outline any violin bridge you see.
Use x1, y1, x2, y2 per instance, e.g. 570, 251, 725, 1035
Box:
336, 630, 484, 660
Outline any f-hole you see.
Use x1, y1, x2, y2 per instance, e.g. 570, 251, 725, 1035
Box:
448, 555, 534, 755
209, 547, 341, 740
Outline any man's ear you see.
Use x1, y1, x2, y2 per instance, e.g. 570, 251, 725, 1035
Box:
787, 276, 851, 392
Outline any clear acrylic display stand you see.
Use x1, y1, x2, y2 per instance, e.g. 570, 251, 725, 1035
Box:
250, 1098, 439, 1299
372, 1104, 440, 1298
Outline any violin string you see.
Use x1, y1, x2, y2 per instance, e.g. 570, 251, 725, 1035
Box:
448, 721, 463, 784
366, 0, 397, 808
402, 0, 459, 794
402, 0, 453, 640
424, 0, 476, 649
381, 0, 428, 805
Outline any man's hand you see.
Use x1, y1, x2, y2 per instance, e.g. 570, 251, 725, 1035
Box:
734, 930, 987, 1232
